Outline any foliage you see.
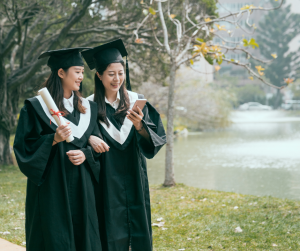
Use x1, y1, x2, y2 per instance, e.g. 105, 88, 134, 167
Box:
235, 85, 266, 106
138, 79, 234, 131
255, 2, 300, 107
173, 81, 233, 131
256, 3, 300, 88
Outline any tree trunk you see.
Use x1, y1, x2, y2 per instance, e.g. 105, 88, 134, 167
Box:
163, 59, 176, 187
0, 57, 14, 165
274, 89, 282, 109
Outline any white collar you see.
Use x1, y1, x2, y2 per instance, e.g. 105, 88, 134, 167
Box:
105, 91, 120, 109
63, 91, 74, 113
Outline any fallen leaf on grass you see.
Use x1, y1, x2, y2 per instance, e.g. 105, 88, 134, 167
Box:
234, 226, 243, 233
157, 217, 163, 222
272, 244, 278, 247
22, 242, 26, 246
2, 231, 11, 235
152, 222, 165, 227
234, 206, 239, 209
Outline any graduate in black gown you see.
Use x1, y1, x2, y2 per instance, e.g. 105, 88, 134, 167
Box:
13, 48, 102, 251
81, 39, 167, 251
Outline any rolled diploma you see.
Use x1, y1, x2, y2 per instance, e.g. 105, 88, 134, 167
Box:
38, 87, 74, 142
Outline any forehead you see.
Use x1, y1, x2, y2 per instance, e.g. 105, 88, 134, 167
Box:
69, 66, 84, 70
106, 63, 124, 71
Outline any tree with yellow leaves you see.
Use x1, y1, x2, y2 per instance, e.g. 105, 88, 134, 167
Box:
134, 0, 284, 187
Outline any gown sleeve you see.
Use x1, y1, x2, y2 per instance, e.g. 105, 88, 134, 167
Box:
13, 102, 56, 186
80, 123, 102, 183
136, 98, 167, 159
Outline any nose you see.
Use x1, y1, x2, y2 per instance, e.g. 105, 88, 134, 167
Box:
78, 73, 83, 80
114, 74, 120, 82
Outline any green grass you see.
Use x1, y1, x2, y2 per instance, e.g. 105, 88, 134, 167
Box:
151, 185, 300, 250
1, 166, 300, 250
0, 165, 26, 246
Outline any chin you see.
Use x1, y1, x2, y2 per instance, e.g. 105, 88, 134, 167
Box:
73, 85, 80, 91
111, 86, 120, 91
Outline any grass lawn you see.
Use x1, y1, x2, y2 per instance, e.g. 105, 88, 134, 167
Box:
1, 165, 300, 250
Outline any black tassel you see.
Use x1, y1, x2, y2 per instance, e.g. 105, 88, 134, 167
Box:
126, 56, 132, 91
79, 82, 82, 93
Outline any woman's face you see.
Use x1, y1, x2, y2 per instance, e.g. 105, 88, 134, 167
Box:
58, 66, 84, 92
98, 63, 125, 93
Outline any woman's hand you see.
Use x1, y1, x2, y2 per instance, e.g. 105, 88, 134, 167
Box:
66, 150, 86, 165
127, 106, 144, 130
89, 135, 110, 153
54, 122, 72, 143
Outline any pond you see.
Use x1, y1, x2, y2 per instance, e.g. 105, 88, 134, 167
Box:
147, 111, 300, 200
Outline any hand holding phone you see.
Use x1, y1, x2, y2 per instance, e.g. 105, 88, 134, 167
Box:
132, 99, 147, 113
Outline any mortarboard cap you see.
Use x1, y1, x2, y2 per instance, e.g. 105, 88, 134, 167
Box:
81, 39, 131, 90
38, 47, 90, 71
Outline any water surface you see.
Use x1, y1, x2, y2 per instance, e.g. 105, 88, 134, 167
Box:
147, 111, 300, 200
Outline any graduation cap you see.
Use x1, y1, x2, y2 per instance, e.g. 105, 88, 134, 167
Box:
81, 39, 132, 91
38, 47, 90, 71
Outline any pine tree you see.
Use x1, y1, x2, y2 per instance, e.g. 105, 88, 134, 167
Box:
256, 3, 300, 107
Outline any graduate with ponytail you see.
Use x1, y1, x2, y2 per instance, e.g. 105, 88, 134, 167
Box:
82, 39, 166, 251
13, 48, 102, 251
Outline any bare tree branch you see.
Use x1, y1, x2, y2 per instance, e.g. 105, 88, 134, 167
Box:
223, 58, 284, 90
157, 1, 171, 55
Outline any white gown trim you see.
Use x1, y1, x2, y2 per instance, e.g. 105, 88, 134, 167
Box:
36, 95, 91, 139
86, 91, 139, 145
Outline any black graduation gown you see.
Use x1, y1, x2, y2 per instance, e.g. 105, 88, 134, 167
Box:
13, 96, 102, 251
89, 91, 166, 251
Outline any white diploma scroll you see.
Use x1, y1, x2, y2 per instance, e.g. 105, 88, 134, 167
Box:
38, 87, 74, 142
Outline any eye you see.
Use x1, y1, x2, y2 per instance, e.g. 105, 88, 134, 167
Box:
109, 74, 114, 77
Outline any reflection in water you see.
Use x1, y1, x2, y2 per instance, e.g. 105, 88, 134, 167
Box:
147, 111, 300, 200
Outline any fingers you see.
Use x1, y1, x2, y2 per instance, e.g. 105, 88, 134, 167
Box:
67, 150, 85, 165
56, 123, 72, 141
70, 159, 84, 166
67, 150, 81, 156
127, 113, 140, 123
94, 144, 105, 153
137, 106, 143, 116
103, 142, 110, 152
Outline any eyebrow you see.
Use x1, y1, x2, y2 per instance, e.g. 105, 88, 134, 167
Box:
74, 67, 84, 70
108, 70, 124, 72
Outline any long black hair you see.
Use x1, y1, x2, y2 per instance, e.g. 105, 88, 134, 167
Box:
42, 68, 86, 115
94, 62, 130, 126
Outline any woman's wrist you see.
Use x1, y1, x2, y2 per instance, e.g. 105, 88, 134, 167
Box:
53, 133, 60, 143
135, 123, 143, 132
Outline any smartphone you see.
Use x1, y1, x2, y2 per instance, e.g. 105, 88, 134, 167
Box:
132, 99, 147, 113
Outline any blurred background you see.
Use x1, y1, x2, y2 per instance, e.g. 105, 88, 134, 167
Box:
145, 0, 300, 200
2, 0, 300, 200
